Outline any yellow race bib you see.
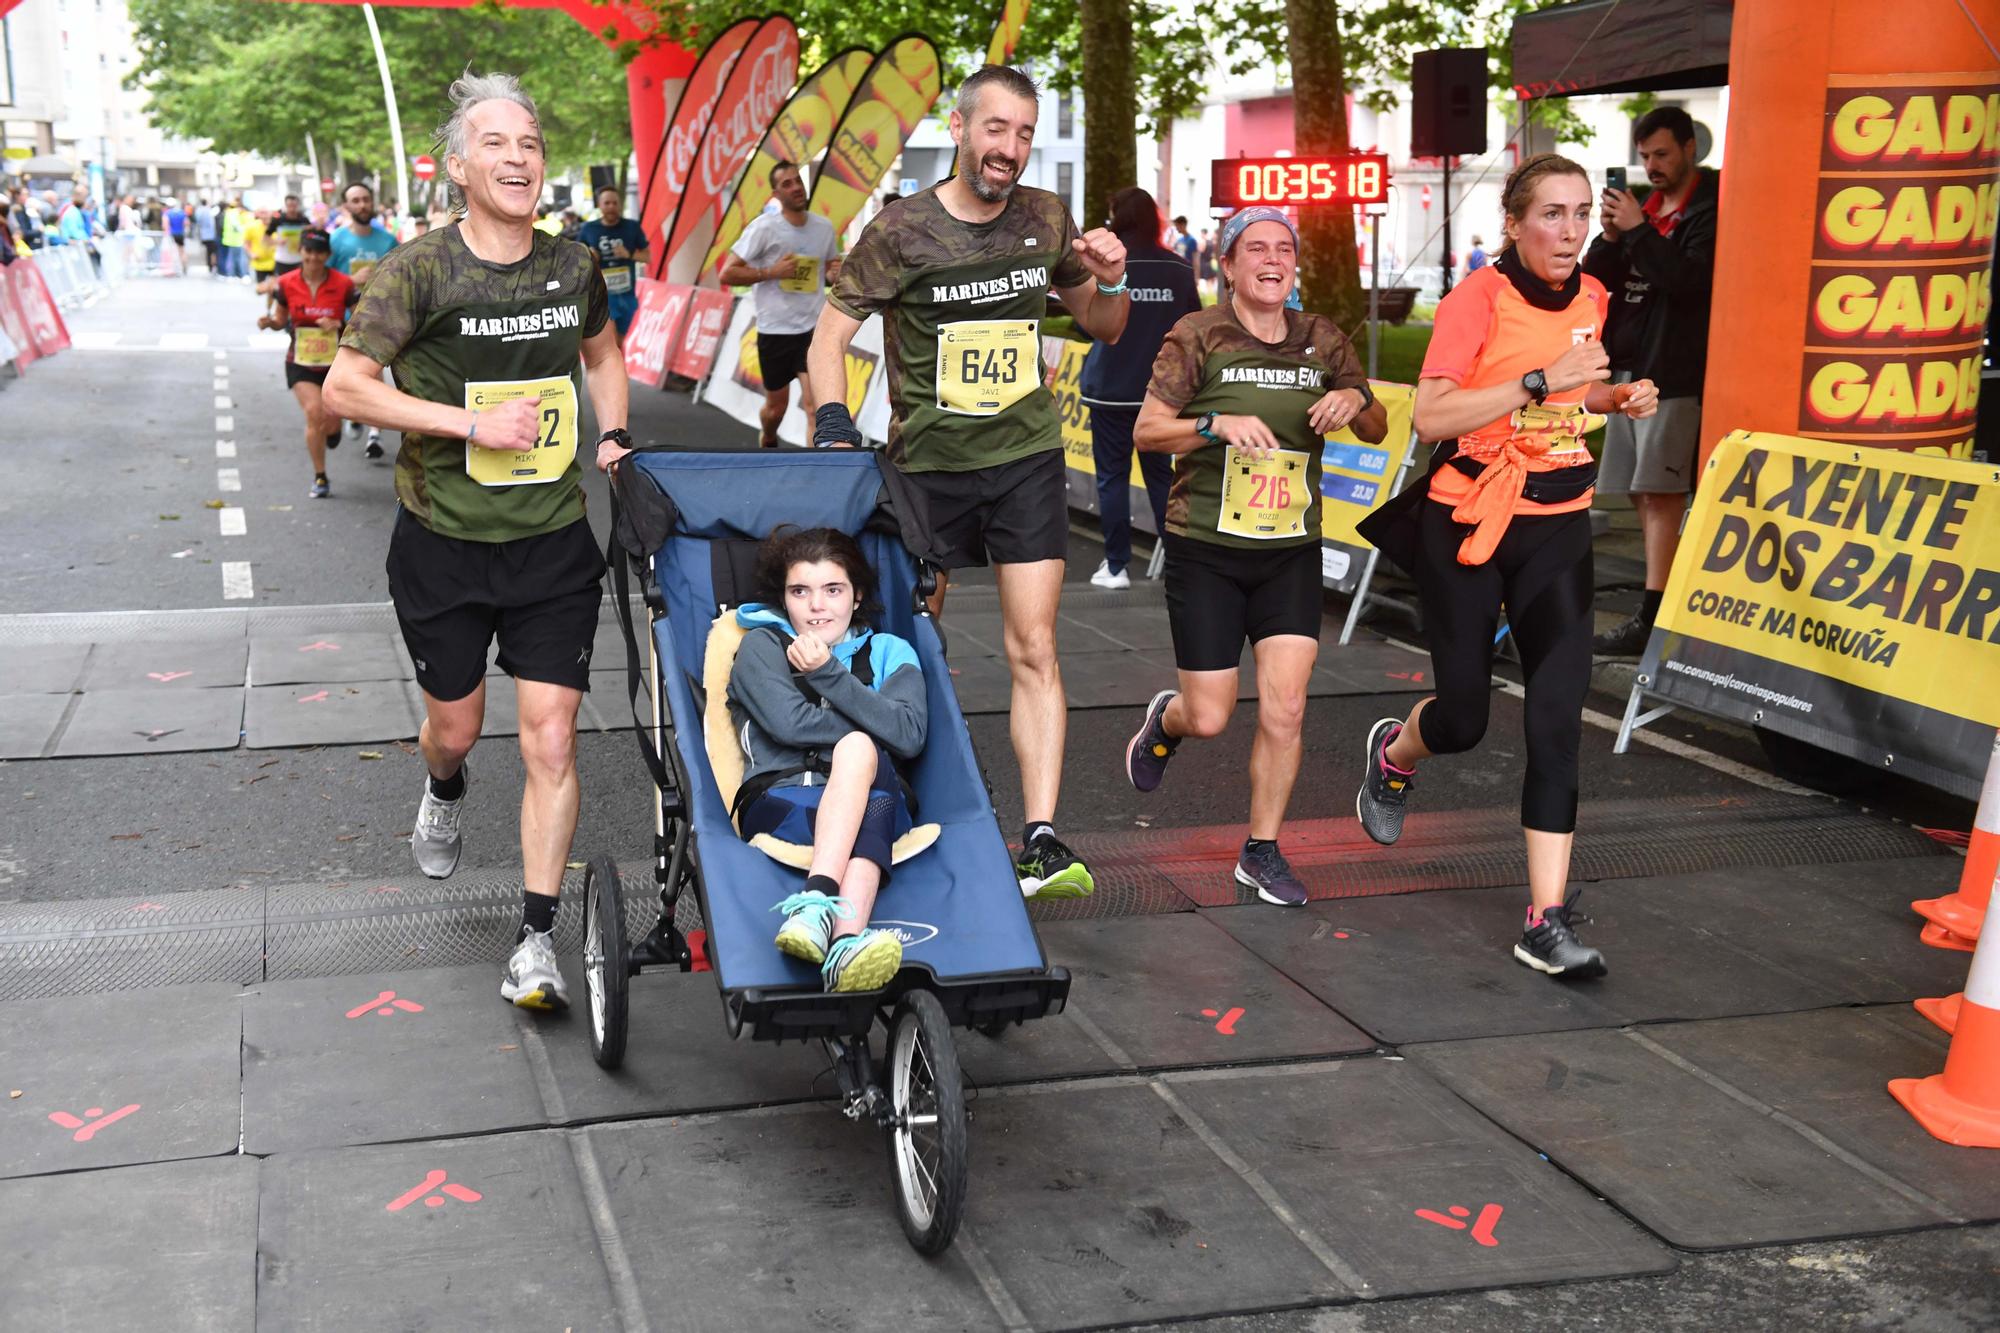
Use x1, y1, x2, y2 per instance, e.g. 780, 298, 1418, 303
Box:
603, 265, 634, 295
778, 254, 820, 294
936, 319, 1039, 416
1218, 446, 1312, 540
463, 376, 578, 488
293, 327, 338, 367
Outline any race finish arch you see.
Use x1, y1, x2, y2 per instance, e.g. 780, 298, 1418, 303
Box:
1513, 0, 2000, 795
271, 0, 695, 216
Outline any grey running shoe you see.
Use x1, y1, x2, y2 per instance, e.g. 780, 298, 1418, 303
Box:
1356, 717, 1415, 845
1124, 689, 1180, 793
1592, 612, 1651, 657
1514, 896, 1607, 979
308, 476, 330, 499
411, 767, 466, 879
1235, 842, 1308, 907
500, 927, 569, 1010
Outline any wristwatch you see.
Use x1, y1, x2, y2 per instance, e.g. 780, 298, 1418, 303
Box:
1195, 412, 1220, 443
1521, 369, 1550, 405
596, 428, 633, 449
1347, 381, 1376, 413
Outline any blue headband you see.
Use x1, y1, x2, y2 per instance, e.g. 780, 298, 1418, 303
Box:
1219, 206, 1299, 257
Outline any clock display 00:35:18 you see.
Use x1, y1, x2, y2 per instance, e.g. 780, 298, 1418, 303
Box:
1210, 154, 1391, 209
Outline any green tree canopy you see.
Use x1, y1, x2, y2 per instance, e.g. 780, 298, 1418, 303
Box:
126, 0, 633, 191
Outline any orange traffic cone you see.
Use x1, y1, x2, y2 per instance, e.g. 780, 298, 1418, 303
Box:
1913, 733, 2000, 951
1916, 992, 1962, 1036
1890, 905, 2000, 1147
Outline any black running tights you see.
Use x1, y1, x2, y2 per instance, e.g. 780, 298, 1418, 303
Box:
1414, 500, 1593, 834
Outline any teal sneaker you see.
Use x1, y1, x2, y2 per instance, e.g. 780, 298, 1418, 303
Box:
772, 890, 850, 965
822, 929, 902, 993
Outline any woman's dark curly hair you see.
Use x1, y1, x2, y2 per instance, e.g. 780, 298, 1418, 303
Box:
753, 526, 881, 627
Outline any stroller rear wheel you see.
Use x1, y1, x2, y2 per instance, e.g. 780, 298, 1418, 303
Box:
583, 854, 630, 1070
886, 989, 968, 1255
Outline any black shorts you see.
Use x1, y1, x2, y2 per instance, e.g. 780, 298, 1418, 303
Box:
273, 260, 301, 278
756, 330, 813, 391
285, 362, 330, 390
898, 449, 1069, 569
1163, 534, 1324, 671
385, 509, 606, 701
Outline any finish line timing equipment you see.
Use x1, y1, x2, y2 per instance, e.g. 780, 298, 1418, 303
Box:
1211, 153, 1392, 209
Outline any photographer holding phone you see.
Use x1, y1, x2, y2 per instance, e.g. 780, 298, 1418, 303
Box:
1583, 106, 1720, 656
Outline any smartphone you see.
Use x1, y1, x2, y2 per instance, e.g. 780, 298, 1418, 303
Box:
1606, 167, 1628, 194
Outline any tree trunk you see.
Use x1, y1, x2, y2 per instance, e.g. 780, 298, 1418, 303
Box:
1079, 0, 1137, 237
1285, 0, 1364, 331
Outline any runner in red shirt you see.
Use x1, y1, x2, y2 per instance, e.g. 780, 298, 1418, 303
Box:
259, 229, 356, 497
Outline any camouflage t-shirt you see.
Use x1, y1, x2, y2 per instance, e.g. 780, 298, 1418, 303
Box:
341, 223, 609, 543
828, 185, 1088, 474
1148, 304, 1367, 549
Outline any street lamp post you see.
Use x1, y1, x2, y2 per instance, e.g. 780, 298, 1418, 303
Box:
360, 4, 409, 224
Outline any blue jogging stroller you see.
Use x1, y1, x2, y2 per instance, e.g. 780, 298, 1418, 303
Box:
586, 448, 1071, 1254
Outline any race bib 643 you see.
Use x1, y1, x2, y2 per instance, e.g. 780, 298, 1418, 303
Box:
936, 319, 1039, 416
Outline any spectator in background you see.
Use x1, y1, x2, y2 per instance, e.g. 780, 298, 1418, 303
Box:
1466, 235, 1488, 272
196, 197, 219, 274
1170, 215, 1198, 268
56, 188, 102, 275
1583, 105, 1719, 656
10, 187, 45, 250
1197, 229, 1217, 293
1081, 187, 1202, 589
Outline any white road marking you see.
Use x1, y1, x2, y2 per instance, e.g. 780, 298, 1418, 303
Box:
160, 332, 211, 350
214, 395, 233, 410
215, 440, 236, 458
219, 507, 246, 537
216, 415, 233, 432
71, 331, 122, 349
213, 350, 228, 361
217, 468, 242, 492
221, 562, 254, 600
212, 377, 228, 390
1376, 633, 1815, 797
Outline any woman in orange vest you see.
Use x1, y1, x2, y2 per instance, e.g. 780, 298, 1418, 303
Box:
1356, 154, 1658, 979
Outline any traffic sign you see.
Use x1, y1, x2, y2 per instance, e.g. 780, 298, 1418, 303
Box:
412, 155, 437, 181
320, 179, 336, 193
1421, 185, 1433, 209
1210, 153, 1390, 210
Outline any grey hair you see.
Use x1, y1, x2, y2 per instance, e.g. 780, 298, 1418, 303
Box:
436, 71, 541, 209
954, 65, 1040, 124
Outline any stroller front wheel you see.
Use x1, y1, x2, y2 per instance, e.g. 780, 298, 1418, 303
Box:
583, 854, 629, 1070
886, 989, 968, 1255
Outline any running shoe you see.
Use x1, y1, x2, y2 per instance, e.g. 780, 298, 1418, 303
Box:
411, 766, 466, 879
1125, 689, 1180, 793
1356, 716, 1415, 846
500, 927, 570, 1010
324, 429, 340, 450
1514, 895, 1607, 979
1089, 560, 1131, 590
364, 430, 385, 460
1592, 612, 1652, 657
822, 928, 902, 993
1017, 830, 1095, 899
348, 419, 363, 436
1235, 841, 1308, 907
308, 476, 330, 499
772, 889, 850, 965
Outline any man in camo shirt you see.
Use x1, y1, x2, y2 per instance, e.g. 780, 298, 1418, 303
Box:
806, 64, 1132, 901
324, 72, 632, 1015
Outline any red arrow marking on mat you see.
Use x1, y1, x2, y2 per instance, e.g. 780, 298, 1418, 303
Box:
296, 690, 329, 704
48, 1104, 142, 1142
1200, 1007, 1246, 1036
148, 671, 193, 682
298, 641, 341, 652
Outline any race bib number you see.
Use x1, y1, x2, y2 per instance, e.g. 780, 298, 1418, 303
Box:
603, 265, 633, 295
463, 376, 578, 487
1218, 446, 1312, 540
293, 327, 338, 367
778, 254, 819, 293
935, 319, 1039, 416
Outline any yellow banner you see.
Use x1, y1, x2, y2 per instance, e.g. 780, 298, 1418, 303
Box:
1658, 429, 2000, 727
985, 0, 1031, 67
808, 37, 943, 240
702, 48, 876, 282
1317, 382, 1416, 549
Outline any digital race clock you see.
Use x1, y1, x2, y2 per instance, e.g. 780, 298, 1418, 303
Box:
1210, 154, 1392, 209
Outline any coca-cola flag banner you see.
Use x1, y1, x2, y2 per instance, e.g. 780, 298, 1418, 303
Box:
638, 15, 762, 280
986, 0, 1031, 66
808, 36, 944, 241
661, 15, 800, 284
671, 289, 738, 381
622, 279, 694, 389
701, 47, 876, 282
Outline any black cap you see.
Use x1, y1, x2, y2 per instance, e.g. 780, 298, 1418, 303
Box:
301, 228, 333, 253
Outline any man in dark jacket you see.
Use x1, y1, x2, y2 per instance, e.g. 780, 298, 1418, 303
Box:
1584, 105, 1719, 655
1082, 188, 1204, 587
